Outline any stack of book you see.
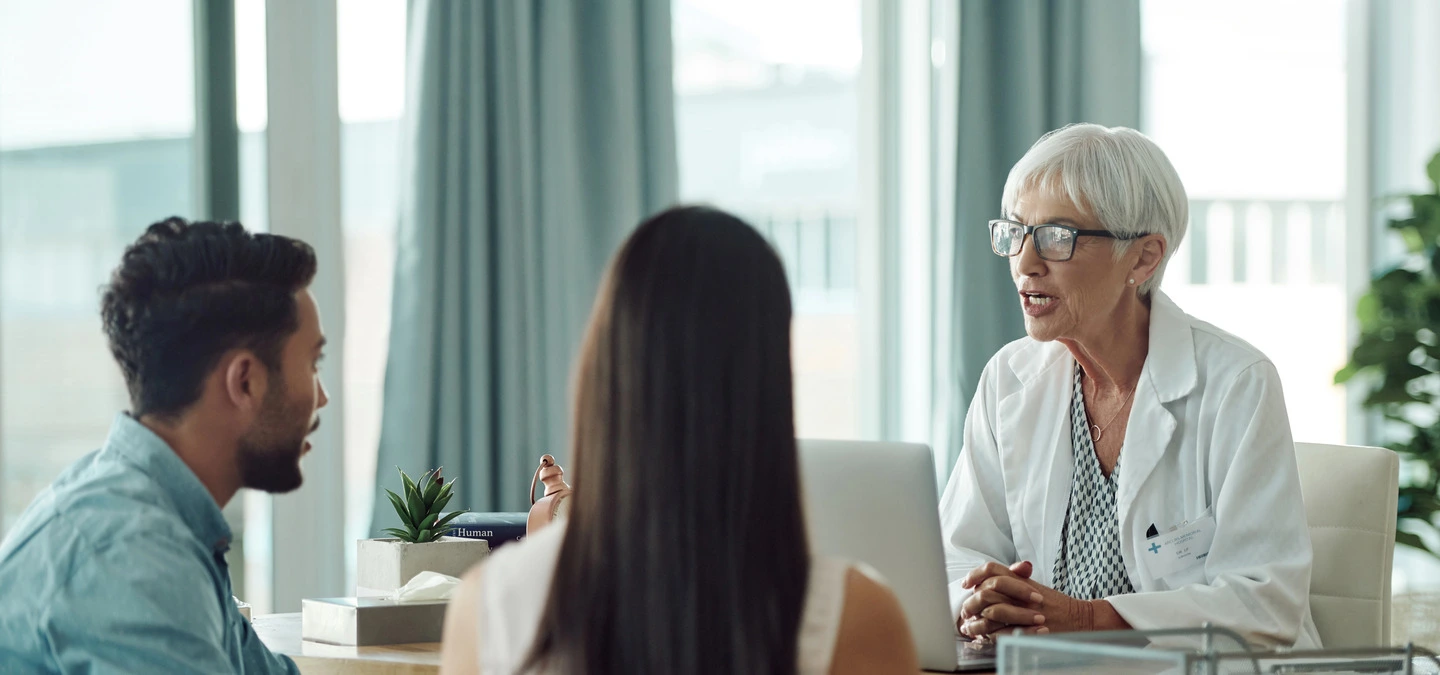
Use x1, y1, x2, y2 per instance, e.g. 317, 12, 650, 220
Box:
444, 512, 528, 551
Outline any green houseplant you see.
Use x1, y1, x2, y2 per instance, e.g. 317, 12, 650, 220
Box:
382, 467, 468, 543
1335, 149, 1440, 556
355, 467, 485, 595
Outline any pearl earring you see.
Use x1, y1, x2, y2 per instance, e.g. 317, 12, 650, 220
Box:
1128, 278, 1135, 285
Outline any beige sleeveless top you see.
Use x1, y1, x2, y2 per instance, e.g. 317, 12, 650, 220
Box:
476, 523, 850, 674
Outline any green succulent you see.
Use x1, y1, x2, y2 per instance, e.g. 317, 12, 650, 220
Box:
382, 467, 467, 544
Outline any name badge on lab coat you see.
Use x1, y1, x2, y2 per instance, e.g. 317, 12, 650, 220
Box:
1142, 514, 1216, 581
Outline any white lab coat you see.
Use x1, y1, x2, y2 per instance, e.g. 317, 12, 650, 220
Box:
940, 291, 1321, 649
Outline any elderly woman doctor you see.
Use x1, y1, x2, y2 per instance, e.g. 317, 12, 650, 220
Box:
940, 123, 1320, 649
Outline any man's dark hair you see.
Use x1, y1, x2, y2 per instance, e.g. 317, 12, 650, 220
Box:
101, 217, 318, 419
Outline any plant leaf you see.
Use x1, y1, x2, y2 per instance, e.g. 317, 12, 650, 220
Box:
405, 485, 426, 528
435, 511, 467, 530
437, 480, 455, 503
399, 468, 418, 498
1355, 293, 1382, 332
1427, 149, 1440, 194
432, 490, 454, 516
418, 528, 432, 543
433, 510, 467, 533
381, 528, 413, 542
1400, 486, 1440, 515
1349, 332, 1416, 369
423, 471, 443, 506
1373, 268, 1422, 311
1396, 529, 1434, 555
417, 512, 438, 532
384, 489, 415, 530
1334, 362, 1362, 385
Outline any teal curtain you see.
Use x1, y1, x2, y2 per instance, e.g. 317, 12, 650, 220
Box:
371, 0, 677, 532
942, 0, 1141, 470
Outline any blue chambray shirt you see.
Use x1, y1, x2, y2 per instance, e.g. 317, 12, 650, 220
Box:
0, 414, 299, 674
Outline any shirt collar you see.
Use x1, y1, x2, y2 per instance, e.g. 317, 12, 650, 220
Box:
103, 413, 233, 553
1143, 290, 1198, 403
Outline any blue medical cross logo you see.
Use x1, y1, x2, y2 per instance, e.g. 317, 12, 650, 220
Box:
1148, 543, 1161, 554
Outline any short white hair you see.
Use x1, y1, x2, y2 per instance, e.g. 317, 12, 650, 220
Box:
1000, 123, 1188, 297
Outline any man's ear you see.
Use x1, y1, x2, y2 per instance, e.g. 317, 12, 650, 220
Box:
1130, 235, 1167, 287
221, 350, 267, 415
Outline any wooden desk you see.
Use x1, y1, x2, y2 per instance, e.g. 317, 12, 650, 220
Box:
255, 613, 440, 675
254, 612, 984, 674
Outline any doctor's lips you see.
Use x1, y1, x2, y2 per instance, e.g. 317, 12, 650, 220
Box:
1020, 290, 1059, 315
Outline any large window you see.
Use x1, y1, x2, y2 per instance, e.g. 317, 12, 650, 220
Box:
235, 0, 270, 610
235, 0, 408, 604
337, 0, 406, 586
0, 0, 195, 533
673, 0, 864, 439
1142, 0, 1350, 444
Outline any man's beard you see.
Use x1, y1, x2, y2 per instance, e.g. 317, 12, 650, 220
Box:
237, 378, 316, 494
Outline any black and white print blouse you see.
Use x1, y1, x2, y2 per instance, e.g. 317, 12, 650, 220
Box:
1051, 363, 1137, 601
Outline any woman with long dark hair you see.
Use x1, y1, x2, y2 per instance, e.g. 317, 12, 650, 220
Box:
440, 206, 916, 674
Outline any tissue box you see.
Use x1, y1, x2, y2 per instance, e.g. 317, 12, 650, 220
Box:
301, 597, 449, 646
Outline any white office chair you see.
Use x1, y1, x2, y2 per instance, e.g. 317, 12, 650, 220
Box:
1294, 442, 1399, 648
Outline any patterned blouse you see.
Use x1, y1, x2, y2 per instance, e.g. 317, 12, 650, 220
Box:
1051, 364, 1137, 600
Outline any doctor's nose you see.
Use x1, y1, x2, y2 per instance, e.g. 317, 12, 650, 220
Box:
1014, 236, 1047, 278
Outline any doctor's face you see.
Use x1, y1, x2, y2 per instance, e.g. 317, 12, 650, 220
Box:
1007, 189, 1134, 344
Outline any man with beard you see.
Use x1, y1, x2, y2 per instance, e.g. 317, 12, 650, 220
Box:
0, 218, 327, 673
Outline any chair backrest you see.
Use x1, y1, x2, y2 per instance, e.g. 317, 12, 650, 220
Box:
1294, 442, 1399, 648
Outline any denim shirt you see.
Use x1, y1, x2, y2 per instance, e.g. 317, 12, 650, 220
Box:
0, 414, 299, 674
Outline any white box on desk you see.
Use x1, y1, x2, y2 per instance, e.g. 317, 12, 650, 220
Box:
301, 597, 449, 646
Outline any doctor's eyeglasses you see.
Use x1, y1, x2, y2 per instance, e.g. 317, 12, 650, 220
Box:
988, 219, 1140, 263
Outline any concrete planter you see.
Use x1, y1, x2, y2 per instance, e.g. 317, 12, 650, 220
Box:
355, 537, 489, 596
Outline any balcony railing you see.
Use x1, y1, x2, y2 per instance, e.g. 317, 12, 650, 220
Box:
0, 199, 1345, 319
745, 198, 1347, 306
1172, 198, 1346, 286
748, 212, 857, 290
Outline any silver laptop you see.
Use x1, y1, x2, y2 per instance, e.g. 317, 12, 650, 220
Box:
799, 439, 996, 672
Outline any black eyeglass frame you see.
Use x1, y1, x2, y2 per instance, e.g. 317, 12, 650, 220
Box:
988, 218, 1141, 262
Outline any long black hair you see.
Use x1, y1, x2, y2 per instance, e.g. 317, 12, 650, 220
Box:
525, 206, 809, 674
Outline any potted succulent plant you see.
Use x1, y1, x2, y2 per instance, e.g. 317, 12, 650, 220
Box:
356, 468, 488, 595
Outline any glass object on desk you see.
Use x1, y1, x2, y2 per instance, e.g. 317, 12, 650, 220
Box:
997, 625, 1440, 674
